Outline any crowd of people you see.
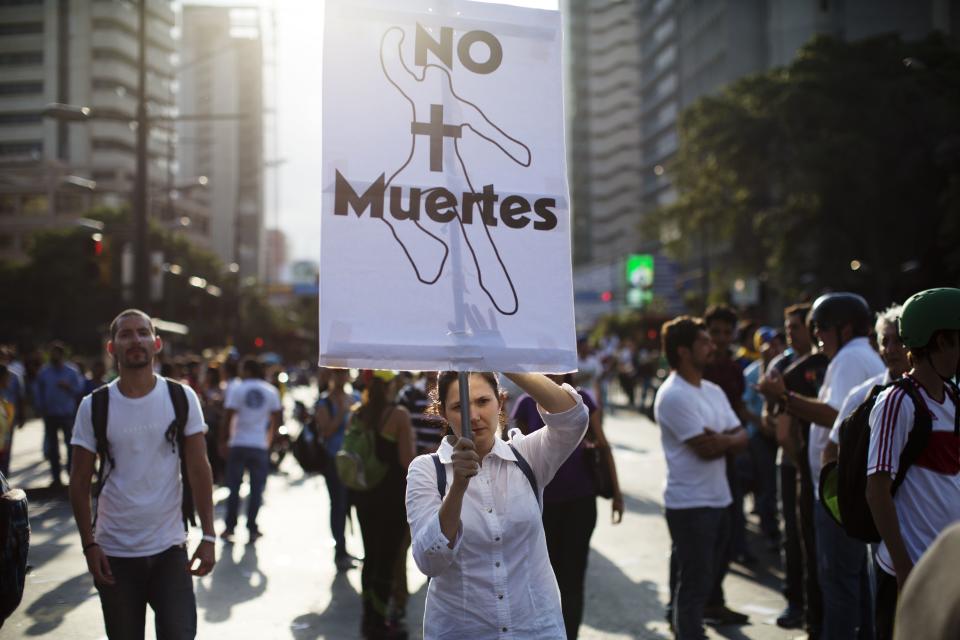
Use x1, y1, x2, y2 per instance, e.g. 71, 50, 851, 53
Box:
654, 290, 960, 640
1, 287, 957, 640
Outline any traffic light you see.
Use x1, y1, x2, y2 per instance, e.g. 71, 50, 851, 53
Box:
254, 337, 265, 349
85, 233, 103, 281
85, 233, 111, 285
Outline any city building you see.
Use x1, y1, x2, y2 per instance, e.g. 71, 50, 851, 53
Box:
263, 226, 286, 284
0, 0, 212, 262
177, 4, 264, 282
565, 0, 955, 325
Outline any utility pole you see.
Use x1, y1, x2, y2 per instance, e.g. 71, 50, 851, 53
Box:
133, 0, 150, 310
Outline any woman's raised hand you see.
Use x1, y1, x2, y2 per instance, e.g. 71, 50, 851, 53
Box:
449, 436, 480, 490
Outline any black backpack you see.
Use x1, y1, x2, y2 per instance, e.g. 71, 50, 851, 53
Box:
430, 444, 541, 510
91, 378, 196, 530
819, 377, 957, 542
0, 470, 29, 628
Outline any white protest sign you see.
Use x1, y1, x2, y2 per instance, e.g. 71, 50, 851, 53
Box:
320, 0, 575, 373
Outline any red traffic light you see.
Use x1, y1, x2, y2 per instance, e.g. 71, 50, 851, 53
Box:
254, 337, 265, 348
88, 233, 103, 256
600, 290, 613, 302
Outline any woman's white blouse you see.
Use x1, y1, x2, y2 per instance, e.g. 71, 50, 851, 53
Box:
406, 384, 589, 639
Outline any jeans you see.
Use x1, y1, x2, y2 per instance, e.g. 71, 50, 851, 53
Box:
666, 506, 731, 640
95, 545, 197, 639
224, 446, 269, 534
323, 454, 349, 558
797, 453, 822, 636
43, 414, 73, 482
543, 495, 597, 640
708, 456, 737, 608
814, 502, 874, 640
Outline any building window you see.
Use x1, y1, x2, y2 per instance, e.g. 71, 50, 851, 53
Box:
0, 112, 42, 126
0, 22, 43, 36
0, 81, 43, 95
21, 195, 48, 216
0, 51, 43, 66
0, 195, 17, 216
654, 44, 676, 73
0, 141, 42, 156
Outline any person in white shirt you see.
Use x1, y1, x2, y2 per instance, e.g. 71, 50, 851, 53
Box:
760, 292, 884, 640
825, 305, 909, 461
865, 288, 960, 640
405, 372, 587, 639
654, 316, 747, 640
68, 309, 216, 639
219, 357, 282, 542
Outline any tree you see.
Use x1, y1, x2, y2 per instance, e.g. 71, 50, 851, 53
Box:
649, 33, 960, 306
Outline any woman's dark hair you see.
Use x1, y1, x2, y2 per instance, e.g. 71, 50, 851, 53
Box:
429, 371, 504, 436
358, 376, 390, 430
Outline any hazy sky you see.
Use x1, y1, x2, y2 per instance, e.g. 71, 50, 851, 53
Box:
186, 0, 559, 265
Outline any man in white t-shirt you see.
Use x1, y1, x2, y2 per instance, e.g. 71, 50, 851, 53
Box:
866, 288, 960, 640
69, 309, 216, 639
759, 292, 884, 640
220, 357, 282, 542
654, 316, 747, 639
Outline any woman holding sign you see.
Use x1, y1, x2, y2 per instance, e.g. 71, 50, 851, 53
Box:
405, 372, 588, 638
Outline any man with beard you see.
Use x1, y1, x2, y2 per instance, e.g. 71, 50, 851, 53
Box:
69, 309, 216, 639
655, 316, 748, 639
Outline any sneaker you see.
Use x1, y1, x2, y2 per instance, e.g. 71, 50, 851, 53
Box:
776, 604, 804, 629
703, 605, 749, 626
220, 529, 235, 543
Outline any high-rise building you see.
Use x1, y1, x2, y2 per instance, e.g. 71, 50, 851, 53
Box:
0, 0, 202, 262
566, 0, 955, 322
263, 226, 286, 284
177, 5, 264, 282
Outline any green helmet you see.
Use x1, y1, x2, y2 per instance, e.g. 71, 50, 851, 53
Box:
898, 288, 960, 348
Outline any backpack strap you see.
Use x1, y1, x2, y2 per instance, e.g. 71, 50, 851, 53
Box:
90, 386, 112, 530
430, 446, 540, 510
890, 377, 934, 496
431, 453, 446, 499
164, 379, 196, 529
508, 444, 541, 510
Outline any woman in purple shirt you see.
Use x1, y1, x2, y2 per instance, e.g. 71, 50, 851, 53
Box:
510, 374, 624, 639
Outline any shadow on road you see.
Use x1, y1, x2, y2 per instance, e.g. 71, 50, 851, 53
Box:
22, 572, 95, 636
583, 548, 671, 639
197, 543, 267, 624
290, 571, 362, 639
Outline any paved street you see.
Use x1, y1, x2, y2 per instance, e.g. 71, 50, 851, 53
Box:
2, 391, 805, 640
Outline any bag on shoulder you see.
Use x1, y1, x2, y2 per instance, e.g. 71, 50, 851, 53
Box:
0, 470, 30, 628
819, 377, 936, 542
336, 405, 394, 491
92, 378, 196, 529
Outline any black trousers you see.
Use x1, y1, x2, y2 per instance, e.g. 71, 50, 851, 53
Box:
351, 485, 407, 630
875, 562, 898, 640
781, 461, 804, 607
797, 451, 823, 637
95, 545, 196, 640
543, 495, 597, 640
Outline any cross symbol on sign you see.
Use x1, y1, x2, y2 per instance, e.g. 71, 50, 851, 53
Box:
410, 104, 462, 172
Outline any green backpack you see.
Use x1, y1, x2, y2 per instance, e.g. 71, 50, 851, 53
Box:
335, 405, 394, 491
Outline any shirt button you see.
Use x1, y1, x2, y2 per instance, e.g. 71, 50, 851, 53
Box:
495, 561, 500, 567
502, 627, 508, 632
498, 594, 503, 600
487, 507, 493, 513
494, 536, 501, 542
